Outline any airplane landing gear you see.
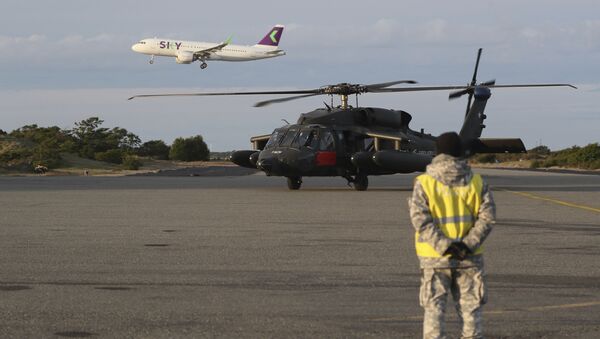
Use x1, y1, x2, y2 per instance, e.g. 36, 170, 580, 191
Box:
149, 55, 154, 64
200, 62, 208, 69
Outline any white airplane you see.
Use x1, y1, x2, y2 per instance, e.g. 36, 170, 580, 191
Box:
131, 25, 285, 69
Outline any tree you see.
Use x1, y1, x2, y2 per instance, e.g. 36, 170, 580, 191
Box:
169, 135, 210, 161
138, 140, 170, 160
8, 124, 71, 169
68, 117, 141, 159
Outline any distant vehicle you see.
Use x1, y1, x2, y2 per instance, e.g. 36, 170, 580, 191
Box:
131, 25, 285, 69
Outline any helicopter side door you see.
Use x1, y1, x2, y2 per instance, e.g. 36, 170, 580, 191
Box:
315, 129, 336, 166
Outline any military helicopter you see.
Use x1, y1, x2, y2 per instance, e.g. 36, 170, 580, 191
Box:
129, 49, 575, 190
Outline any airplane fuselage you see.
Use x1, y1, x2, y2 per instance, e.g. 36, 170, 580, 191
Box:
132, 38, 285, 62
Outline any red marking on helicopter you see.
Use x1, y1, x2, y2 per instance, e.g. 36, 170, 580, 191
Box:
315, 152, 337, 166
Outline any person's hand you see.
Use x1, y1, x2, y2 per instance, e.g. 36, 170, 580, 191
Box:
443, 242, 472, 260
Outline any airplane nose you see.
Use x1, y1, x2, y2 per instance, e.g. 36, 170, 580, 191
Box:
131, 44, 139, 52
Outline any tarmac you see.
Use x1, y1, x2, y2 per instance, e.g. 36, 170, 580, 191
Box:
0, 168, 599, 338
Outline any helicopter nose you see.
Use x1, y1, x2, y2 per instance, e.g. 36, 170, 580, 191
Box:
257, 158, 274, 172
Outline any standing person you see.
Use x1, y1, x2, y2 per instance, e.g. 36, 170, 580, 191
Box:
409, 132, 496, 339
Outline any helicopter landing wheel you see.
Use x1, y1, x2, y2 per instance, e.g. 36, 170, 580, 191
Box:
286, 177, 302, 190
353, 175, 368, 191
200, 62, 208, 69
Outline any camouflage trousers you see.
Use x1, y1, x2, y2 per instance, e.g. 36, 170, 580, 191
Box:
419, 266, 487, 339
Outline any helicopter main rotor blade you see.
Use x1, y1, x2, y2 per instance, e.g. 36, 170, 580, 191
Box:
254, 93, 321, 107
449, 81, 572, 100
374, 86, 471, 93
365, 80, 417, 90
488, 83, 577, 89
128, 89, 319, 101
377, 83, 576, 96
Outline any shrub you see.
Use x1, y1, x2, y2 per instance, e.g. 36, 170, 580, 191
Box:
529, 160, 542, 169
169, 135, 210, 162
473, 154, 497, 163
122, 155, 142, 170
528, 145, 551, 156
94, 149, 123, 164
138, 140, 170, 160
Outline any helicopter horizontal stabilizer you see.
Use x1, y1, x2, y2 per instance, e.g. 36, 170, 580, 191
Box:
469, 138, 526, 154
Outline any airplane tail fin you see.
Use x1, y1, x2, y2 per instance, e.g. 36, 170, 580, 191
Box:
254, 25, 284, 49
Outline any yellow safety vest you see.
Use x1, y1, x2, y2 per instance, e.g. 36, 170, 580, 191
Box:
415, 173, 484, 257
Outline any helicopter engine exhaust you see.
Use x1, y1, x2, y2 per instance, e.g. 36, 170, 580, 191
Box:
372, 150, 433, 173
230, 150, 260, 169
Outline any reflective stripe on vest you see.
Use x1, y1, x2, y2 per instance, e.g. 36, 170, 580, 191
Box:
415, 173, 484, 258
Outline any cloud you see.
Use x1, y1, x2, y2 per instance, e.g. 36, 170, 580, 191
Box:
0, 33, 131, 71
0, 34, 46, 48
583, 20, 600, 50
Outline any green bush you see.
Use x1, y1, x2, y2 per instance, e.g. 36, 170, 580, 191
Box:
473, 154, 497, 163
169, 135, 210, 162
138, 140, 170, 160
529, 160, 542, 169
542, 143, 600, 169
122, 155, 142, 170
528, 145, 551, 156
94, 149, 123, 164
32, 145, 61, 169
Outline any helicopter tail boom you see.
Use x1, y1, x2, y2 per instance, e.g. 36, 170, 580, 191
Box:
459, 86, 490, 141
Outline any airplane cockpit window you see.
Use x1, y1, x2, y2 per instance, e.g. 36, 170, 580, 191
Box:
264, 128, 286, 149
292, 128, 318, 149
279, 128, 299, 147
319, 131, 335, 151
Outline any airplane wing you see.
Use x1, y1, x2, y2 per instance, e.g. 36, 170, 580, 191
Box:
193, 36, 232, 59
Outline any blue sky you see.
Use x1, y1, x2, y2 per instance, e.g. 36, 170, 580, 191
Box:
1, 0, 598, 150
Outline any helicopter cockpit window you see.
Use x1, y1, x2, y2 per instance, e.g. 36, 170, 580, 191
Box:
292, 128, 318, 149
319, 131, 335, 151
265, 129, 286, 149
279, 128, 299, 147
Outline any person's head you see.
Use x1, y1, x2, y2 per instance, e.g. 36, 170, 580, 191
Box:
436, 132, 463, 157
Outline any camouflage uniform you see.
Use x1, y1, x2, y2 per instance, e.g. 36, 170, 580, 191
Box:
409, 154, 495, 339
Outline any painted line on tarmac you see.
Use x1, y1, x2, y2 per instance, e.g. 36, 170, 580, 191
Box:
370, 300, 600, 322
497, 189, 600, 214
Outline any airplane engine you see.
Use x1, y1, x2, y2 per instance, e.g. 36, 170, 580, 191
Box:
176, 51, 194, 64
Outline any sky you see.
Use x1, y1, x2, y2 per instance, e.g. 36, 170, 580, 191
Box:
1, 0, 599, 151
